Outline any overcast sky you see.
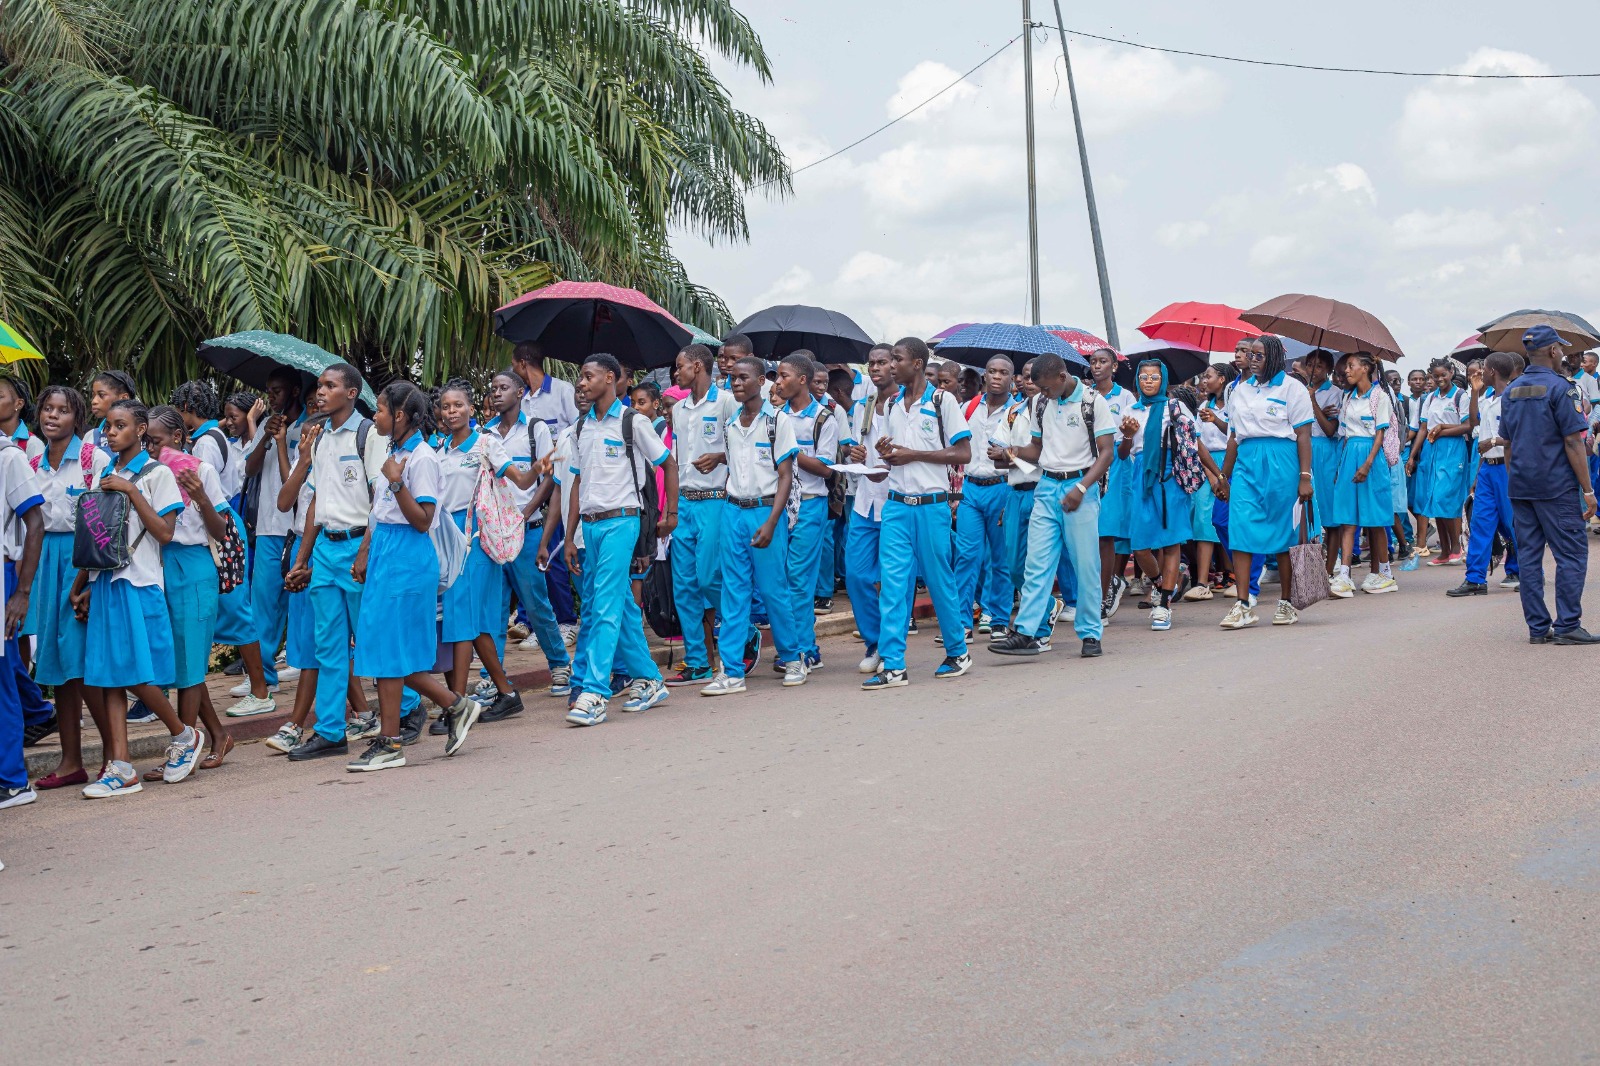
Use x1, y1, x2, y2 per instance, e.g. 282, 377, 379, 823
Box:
672, 0, 1599, 371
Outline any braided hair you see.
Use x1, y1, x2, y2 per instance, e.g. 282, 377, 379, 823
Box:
147, 404, 188, 453
1256, 336, 1287, 383
91, 369, 137, 401
379, 380, 435, 446
107, 397, 150, 457
224, 390, 259, 418
170, 379, 221, 421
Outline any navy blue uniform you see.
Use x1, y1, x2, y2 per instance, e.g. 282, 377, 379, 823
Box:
1501, 364, 1590, 636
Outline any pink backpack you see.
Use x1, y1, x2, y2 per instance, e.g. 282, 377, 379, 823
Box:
469, 442, 525, 564
30, 439, 94, 487
1372, 388, 1401, 467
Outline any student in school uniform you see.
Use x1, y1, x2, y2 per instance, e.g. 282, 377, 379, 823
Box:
810, 360, 844, 611
71, 400, 202, 798
550, 354, 679, 726
0, 376, 41, 463
483, 369, 572, 696
1085, 348, 1138, 620
1407, 357, 1472, 565
1325, 352, 1399, 597
955, 354, 1016, 636
666, 344, 741, 686
699, 356, 808, 695
0, 410, 45, 808
1187, 363, 1236, 600
1121, 360, 1198, 632
1449, 351, 1523, 598
512, 341, 579, 631
85, 370, 137, 455
24, 387, 112, 791
990, 352, 1116, 657
1404, 368, 1433, 555
1208, 336, 1316, 629
864, 337, 973, 690
220, 390, 259, 493
537, 397, 588, 702
841, 344, 897, 673
993, 360, 1038, 640
773, 352, 839, 670
1302, 351, 1342, 544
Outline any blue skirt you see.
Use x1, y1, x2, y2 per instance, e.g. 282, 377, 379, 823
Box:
1328, 437, 1395, 529
441, 509, 503, 643
1392, 445, 1411, 515
1191, 450, 1225, 543
1229, 437, 1299, 556
285, 589, 314, 669
27, 531, 88, 686
1128, 451, 1195, 551
163, 543, 220, 689
1417, 435, 1470, 519
1311, 435, 1339, 527
1097, 455, 1134, 539
85, 574, 175, 689
352, 522, 439, 679
212, 508, 256, 644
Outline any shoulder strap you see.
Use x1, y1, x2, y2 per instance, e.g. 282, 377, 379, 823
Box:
1081, 391, 1096, 444
205, 427, 230, 471
79, 439, 94, 487
621, 408, 645, 502
931, 389, 949, 448
964, 395, 982, 420
528, 417, 537, 458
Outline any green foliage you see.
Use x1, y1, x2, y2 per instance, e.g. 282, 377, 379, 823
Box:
0, 0, 787, 398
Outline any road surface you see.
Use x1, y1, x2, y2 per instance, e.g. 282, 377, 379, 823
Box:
2, 565, 1597, 1064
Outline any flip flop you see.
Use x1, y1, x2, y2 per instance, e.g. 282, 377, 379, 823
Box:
200, 734, 235, 770
33, 768, 89, 790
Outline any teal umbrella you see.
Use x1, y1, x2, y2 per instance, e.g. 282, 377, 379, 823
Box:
686, 324, 722, 347
198, 331, 378, 411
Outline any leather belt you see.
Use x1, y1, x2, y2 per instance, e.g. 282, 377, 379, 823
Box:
1013, 482, 1038, 492
1043, 468, 1090, 481
728, 495, 774, 509
1481, 457, 1505, 466
888, 491, 950, 506
322, 526, 366, 542
681, 489, 727, 501
964, 474, 1005, 487
581, 507, 641, 522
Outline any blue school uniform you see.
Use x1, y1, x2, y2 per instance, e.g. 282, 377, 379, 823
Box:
1416, 386, 1471, 519
1224, 372, 1315, 556
352, 432, 442, 679
26, 437, 109, 686
191, 422, 256, 646
1309, 380, 1341, 524
484, 412, 569, 671
162, 459, 230, 689
437, 430, 514, 643
1094, 384, 1137, 541
669, 385, 740, 671
1328, 386, 1396, 529
777, 398, 839, 660
1126, 399, 1196, 552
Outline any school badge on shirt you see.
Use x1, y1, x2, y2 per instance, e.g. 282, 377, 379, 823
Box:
920, 415, 936, 435
701, 417, 719, 443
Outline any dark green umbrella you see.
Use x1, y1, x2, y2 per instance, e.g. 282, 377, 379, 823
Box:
198, 331, 377, 411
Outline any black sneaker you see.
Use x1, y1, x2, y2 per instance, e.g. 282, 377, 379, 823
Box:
1081, 637, 1102, 658
286, 733, 349, 761
428, 713, 449, 737
814, 597, 833, 615
399, 706, 427, 745
989, 632, 1048, 656
22, 712, 58, 747
742, 628, 763, 676
1106, 576, 1128, 619
347, 736, 405, 772
665, 665, 714, 687
223, 658, 245, 676
444, 697, 481, 756
479, 691, 524, 723
0, 785, 37, 810
1446, 581, 1488, 598
907, 619, 920, 636
987, 624, 1011, 643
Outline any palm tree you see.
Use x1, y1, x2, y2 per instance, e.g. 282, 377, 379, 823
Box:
0, 0, 787, 396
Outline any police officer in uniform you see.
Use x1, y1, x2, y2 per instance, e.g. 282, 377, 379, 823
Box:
1501, 324, 1599, 644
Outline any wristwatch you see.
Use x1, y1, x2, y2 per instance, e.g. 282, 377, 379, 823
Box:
388, 479, 404, 494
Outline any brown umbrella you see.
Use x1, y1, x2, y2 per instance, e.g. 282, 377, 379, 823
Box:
1240, 293, 1404, 363
1477, 311, 1599, 354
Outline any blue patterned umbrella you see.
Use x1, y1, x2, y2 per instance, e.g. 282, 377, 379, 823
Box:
935, 323, 1089, 371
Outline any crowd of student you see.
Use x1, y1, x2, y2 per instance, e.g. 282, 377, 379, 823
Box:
0, 325, 1582, 805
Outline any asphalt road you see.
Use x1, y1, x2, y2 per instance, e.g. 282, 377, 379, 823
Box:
3, 565, 1598, 1064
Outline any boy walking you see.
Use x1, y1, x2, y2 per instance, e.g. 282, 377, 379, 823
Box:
774, 353, 839, 669
1449, 351, 1522, 598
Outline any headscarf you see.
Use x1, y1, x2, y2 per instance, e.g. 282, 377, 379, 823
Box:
1135, 357, 1170, 491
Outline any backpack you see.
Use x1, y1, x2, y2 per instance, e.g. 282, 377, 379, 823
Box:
1031, 391, 1104, 487
1166, 401, 1204, 494
30, 440, 95, 487
211, 509, 248, 593
1373, 388, 1401, 467
469, 439, 525, 564
574, 408, 658, 569
641, 552, 681, 640
72, 464, 152, 572
815, 402, 849, 520
199, 426, 230, 473
313, 416, 375, 501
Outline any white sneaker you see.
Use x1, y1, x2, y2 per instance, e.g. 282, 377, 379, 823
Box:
275, 666, 301, 684
1182, 585, 1213, 602
1272, 600, 1299, 626
1329, 574, 1355, 599
565, 692, 607, 727
1150, 605, 1172, 631
83, 764, 141, 799
1220, 601, 1257, 630
782, 660, 809, 687
1364, 574, 1398, 594
700, 673, 746, 697
858, 651, 882, 674
264, 723, 303, 754
228, 681, 280, 698
225, 694, 276, 717
559, 622, 579, 647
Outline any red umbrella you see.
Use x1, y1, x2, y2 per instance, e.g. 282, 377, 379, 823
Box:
493, 281, 692, 369
1451, 334, 1490, 360
1137, 301, 1262, 353
1241, 294, 1404, 363
1040, 325, 1116, 358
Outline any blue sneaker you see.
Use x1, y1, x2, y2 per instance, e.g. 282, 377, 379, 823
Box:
83, 764, 142, 799
548, 665, 572, 697
802, 650, 823, 671
621, 679, 668, 713
126, 700, 157, 725
565, 693, 607, 727
861, 668, 908, 691
162, 727, 204, 784
934, 654, 972, 679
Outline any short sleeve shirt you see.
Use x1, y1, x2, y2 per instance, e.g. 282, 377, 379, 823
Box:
36, 437, 109, 533
1033, 383, 1115, 472
91, 451, 182, 588
1339, 386, 1393, 438
520, 373, 579, 436
251, 413, 305, 538
1198, 397, 1231, 452
962, 396, 1015, 479
882, 385, 970, 496
1420, 386, 1467, 427
170, 460, 228, 547
0, 442, 43, 563
777, 398, 841, 498
310, 413, 389, 529
1477, 389, 1505, 459
485, 413, 552, 513
190, 421, 242, 498
1502, 365, 1588, 499
725, 404, 799, 500
850, 399, 893, 519
435, 430, 512, 514
571, 400, 669, 514
670, 385, 740, 492
1226, 372, 1316, 441
9, 424, 43, 462
370, 434, 441, 528
1310, 381, 1341, 439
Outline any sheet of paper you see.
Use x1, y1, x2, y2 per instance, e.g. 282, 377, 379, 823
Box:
829, 462, 886, 476
1010, 455, 1038, 475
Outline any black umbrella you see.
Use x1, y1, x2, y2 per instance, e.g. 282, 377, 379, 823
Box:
730, 304, 873, 364
1122, 339, 1210, 384
493, 281, 692, 370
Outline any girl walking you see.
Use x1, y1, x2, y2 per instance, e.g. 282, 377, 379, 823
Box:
1123, 360, 1198, 632
1407, 358, 1472, 565
1188, 363, 1236, 601
1327, 353, 1399, 596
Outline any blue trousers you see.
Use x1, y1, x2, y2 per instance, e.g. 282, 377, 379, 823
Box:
0, 562, 25, 787
843, 510, 883, 652
671, 497, 724, 670
1513, 491, 1588, 637
544, 519, 576, 624
1006, 486, 1035, 593
251, 533, 290, 683
878, 499, 968, 672
1014, 477, 1102, 640
1465, 463, 1518, 585
498, 529, 570, 668
308, 536, 363, 742
955, 481, 1012, 622
816, 507, 838, 598
7, 561, 51, 726
576, 515, 661, 698
717, 504, 801, 678
787, 496, 828, 658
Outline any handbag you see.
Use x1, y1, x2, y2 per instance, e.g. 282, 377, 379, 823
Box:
431, 515, 469, 594
210, 510, 249, 593
468, 440, 525, 565
1287, 501, 1330, 612
72, 466, 151, 572
641, 552, 681, 640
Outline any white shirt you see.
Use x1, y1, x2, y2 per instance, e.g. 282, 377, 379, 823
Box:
520, 373, 579, 436
1029, 383, 1115, 472
725, 403, 799, 500
485, 412, 552, 514
1338, 385, 1394, 438
1198, 397, 1231, 452
1006, 400, 1035, 487
1420, 385, 1467, 427
250, 412, 305, 538
670, 384, 740, 492
7, 423, 42, 462
189, 421, 242, 499
882, 384, 970, 496
0, 439, 43, 564
170, 460, 228, 547
35, 436, 110, 533
571, 399, 669, 514
1576, 369, 1600, 405
435, 430, 512, 514
370, 434, 442, 528
1407, 393, 1424, 433
849, 397, 893, 520
1226, 372, 1316, 441
776, 398, 841, 498
1310, 381, 1340, 439
89, 451, 182, 588
963, 395, 1014, 479
1122, 403, 1153, 456
550, 424, 583, 551
1476, 389, 1505, 459
309, 411, 388, 530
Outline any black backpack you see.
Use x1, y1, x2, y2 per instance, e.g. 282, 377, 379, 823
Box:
72, 464, 152, 572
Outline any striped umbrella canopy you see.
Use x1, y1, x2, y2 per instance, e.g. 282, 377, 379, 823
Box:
936, 323, 1089, 371
0, 319, 44, 364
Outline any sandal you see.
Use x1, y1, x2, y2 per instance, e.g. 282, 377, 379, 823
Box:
200, 735, 235, 770
33, 768, 89, 790
142, 766, 165, 782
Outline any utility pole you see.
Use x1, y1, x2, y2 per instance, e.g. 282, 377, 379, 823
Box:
1051, 0, 1119, 348
1021, 0, 1042, 326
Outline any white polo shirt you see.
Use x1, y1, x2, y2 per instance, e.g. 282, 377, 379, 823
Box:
8, 423, 42, 462
89, 450, 182, 588
776, 398, 840, 498
435, 430, 513, 514
1420, 385, 1467, 428
370, 433, 441, 528
1478, 388, 1505, 459
1226, 371, 1316, 441
725, 403, 798, 500
1198, 397, 1231, 452
1339, 385, 1394, 438
0, 439, 42, 564
849, 398, 893, 520
1122, 403, 1153, 456
1310, 380, 1340, 439
189, 420, 241, 499
571, 399, 669, 514
1005, 399, 1036, 487
170, 459, 228, 547
1030, 382, 1116, 472
550, 423, 583, 550
671, 384, 740, 492
250, 411, 305, 538
963, 395, 1014, 479
309, 411, 388, 530
485, 412, 552, 513
882, 384, 970, 496
1575, 369, 1600, 405
35, 436, 110, 533
520, 372, 579, 436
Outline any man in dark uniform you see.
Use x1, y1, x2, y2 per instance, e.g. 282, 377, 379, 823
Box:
1501, 324, 1599, 644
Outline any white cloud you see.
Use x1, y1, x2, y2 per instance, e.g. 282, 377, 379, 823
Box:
1293, 163, 1376, 205
1395, 49, 1598, 183
1156, 220, 1210, 249
1389, 208, 1506, 250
